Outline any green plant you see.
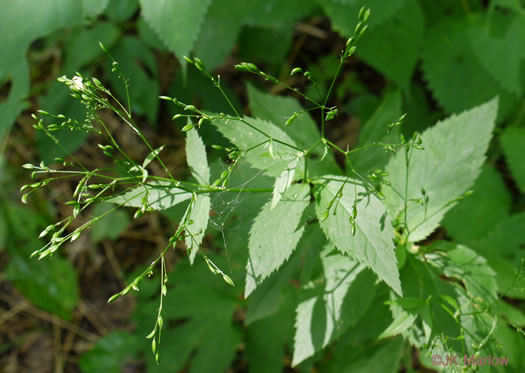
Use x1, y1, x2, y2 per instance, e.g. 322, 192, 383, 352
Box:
19, 7, 525, 373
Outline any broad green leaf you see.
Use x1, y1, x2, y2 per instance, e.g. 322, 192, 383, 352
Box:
247, 84, 339, 176
238, 24, 294, 66
271, 156, 300, 209
425, 242, 498, 302
351, 91, 402, 174
239, 0, 316, 28
442, 164, 511, 243
186, 128, 210, 184
82, 0, 110, 19
316, 176, 401, 295
397, 258, 464, 356
321, 0, 407, 31
245, 184, 310, 297
292, 251, 376, 365
6, 251, 78, 320
246, 300, 294, 373
133, 258, 239, 372
378, 311, 417, 339
468, 11, 525, 95
91, 203, 130, 242
106, 36, 159, 123
245, 222, 326, 325
326, 337, 404, 373
193, 0, 241, 69
63, 22, 121, 73
500, 126, 525, 193
105, 0, 138, 22
189, 321, 241, 373
357, 0, 424, 89
36, 81, 89, 164
245, 248, 299, 326
139, 0, 212, 59
0, 0, 90, 140
422, 17, 517, 115
470, 212, 525, 299
186, 195, 211, 264
211, 116, 300, 177
109, 181, 192, 211
383, 99, 498, 242
79, 331, 139, 373
247, 84, 321, 149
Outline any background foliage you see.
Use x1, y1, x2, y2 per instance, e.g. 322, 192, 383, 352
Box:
1, 0, 525, 372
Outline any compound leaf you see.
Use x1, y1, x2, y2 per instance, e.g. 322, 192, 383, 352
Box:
383, 99, 498, 242
245, 184, 310, 297
315, 176, 401, 295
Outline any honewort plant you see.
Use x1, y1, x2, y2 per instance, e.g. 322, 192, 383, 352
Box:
21, 7, 525, 371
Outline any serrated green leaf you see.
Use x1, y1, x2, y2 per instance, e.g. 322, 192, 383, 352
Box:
425, 242, 498, 302
468, 11, 525, 95
91, 203, 130, 242
500, 126, 525, 193
292, 251, 375, 365
246, 84, 339, 175
193, 0, 241, 69
245, 184, 310, 297
247, 84, 321, 149
139, 0, 212, 59
6, 251, 78, 320
442, 164, 511, 243
79, 331, 139, 373
316, 176, 401, 295
321, 0, 407, 31
211, 116, 300, 176
470, 212, 525, 299
351, 91, 402, 174
246, 299, 294, 373
186, 127, 210, 185
378, 311, 417, 339
109, 181, 192, 211
422, 17, 517, 115
271, 156, 300, 209
357, 0, 424, 89
133, 258, 239, 372
383, 99, 498, 242
186, 195, 210, 264
106, 36, 159, 123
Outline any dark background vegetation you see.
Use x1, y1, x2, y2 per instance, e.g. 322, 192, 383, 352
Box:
1, 0, 524, 372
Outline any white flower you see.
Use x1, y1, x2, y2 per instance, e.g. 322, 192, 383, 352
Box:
72, 76, 84, 90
